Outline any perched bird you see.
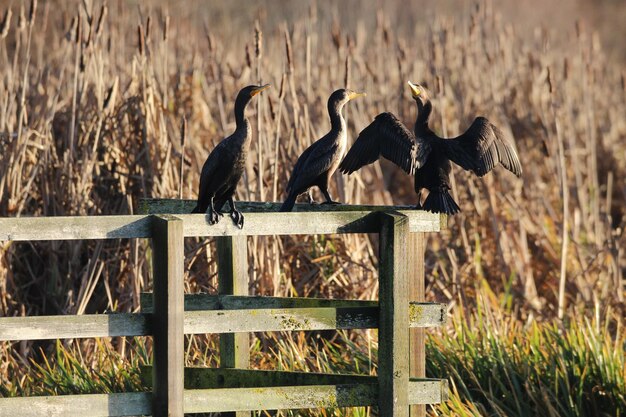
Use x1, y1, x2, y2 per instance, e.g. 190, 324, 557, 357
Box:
280, 89, 366, 212
340, 81, 522, 214
192, 84, 270, 227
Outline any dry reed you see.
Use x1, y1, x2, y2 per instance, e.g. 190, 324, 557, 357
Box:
0, 0, 624, 405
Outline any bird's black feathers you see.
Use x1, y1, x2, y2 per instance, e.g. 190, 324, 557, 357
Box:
193, 84, 268, 226
339, 112, 428, 175
285, 140, 338, 196
422, 188, 461, 215
339, 84, 523, 215
281, 88, 364, 212
444, 117, 522, 177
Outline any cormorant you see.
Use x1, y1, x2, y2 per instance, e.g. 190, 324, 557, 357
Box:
339, 81, 522, 214
280, 89, 366, 212
192, 84, 270, 227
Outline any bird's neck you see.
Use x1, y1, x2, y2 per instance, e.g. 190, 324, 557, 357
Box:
236, 119, 251, 143
235, 116, 251, 142
234, 95, 252, 129
416, 100, 432, 126
328, 101, 346, 133
233, 99, 252, 149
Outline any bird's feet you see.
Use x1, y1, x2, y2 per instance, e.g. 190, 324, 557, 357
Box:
230, 210, 245, 229
322, 200, 341, 205
208, 209, 223, 225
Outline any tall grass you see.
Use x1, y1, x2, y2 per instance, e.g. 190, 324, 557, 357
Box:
2, 314, 623, 417
429, 310, 625, 417
0, 1, 624, 415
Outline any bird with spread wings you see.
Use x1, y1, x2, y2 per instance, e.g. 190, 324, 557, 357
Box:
340, 81, 522, 214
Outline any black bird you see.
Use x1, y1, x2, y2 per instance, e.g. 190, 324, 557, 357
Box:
192, 84, 270, 227
339, 81, 522, 214
280, 89, 366, 212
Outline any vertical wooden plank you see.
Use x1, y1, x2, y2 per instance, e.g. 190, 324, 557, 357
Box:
409, 232, 426, 417
216, 235, 251, 417
152, 215, 184, 417
378, 212, 410, 417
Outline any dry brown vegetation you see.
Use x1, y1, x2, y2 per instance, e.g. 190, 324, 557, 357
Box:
0, 0, 625, 413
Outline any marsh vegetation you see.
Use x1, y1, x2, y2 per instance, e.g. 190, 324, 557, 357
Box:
0, 1, 624, 415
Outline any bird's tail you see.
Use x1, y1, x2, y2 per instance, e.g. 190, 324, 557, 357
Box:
422, 189, 461, 215
279, 194, 297, 212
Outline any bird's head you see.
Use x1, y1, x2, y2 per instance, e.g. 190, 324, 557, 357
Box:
239, 83, 270, 99
407, 81, 430, 104
236, 84, 270, 106
329, 88, 367, 108
249, 84, 271, 97
234, 84, 270, 123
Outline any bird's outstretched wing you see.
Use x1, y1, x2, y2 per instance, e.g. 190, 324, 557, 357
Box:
339, 112, 429, 175
443, 117, 522, 177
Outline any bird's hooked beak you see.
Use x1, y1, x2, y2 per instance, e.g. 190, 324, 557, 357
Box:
251, 84, 271, 96
407, 81, 421, 98
347, 91, 366, 100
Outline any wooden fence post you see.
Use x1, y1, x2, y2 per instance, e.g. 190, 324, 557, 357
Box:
216, 235, 250, 417
151, 215, 184, 417
378, 212, 410, 417
409, 232, 426, 417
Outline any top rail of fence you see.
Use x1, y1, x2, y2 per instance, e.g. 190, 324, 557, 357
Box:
0, 200, 445, 241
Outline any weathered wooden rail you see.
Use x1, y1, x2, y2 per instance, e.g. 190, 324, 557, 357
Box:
0, 201, 448, 416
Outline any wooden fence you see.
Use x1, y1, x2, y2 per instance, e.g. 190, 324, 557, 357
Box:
0, 201, 448, 416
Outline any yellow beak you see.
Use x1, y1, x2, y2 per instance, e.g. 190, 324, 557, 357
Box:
251, 84, 271, 96
348, 91, 367, 100
407, 81, 421, 97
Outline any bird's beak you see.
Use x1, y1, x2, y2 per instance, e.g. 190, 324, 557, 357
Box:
407, 81, 421, 98
348, 91, 366, 100
251, 84, 271, 96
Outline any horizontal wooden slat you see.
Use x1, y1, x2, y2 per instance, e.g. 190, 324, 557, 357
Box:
183, 378, 446, 412
0, 202, 444, 242
184, 384, 376, 412
176, 212, 434, 236
141, 294, 446, 331
0, 378, 447, 415
0, 313, 149, 341
0, 215, 152, 241
141, 366, 375, 389
140, 293, 378, 311
141, 199, 445, 234
0, 392, 151, 416
183, 306, 444, 333
410, 378, 449, 405
409, 302, 447, 328
180, 304, 444, 333
0, 301, 445, 341
183, 307, 378, 333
